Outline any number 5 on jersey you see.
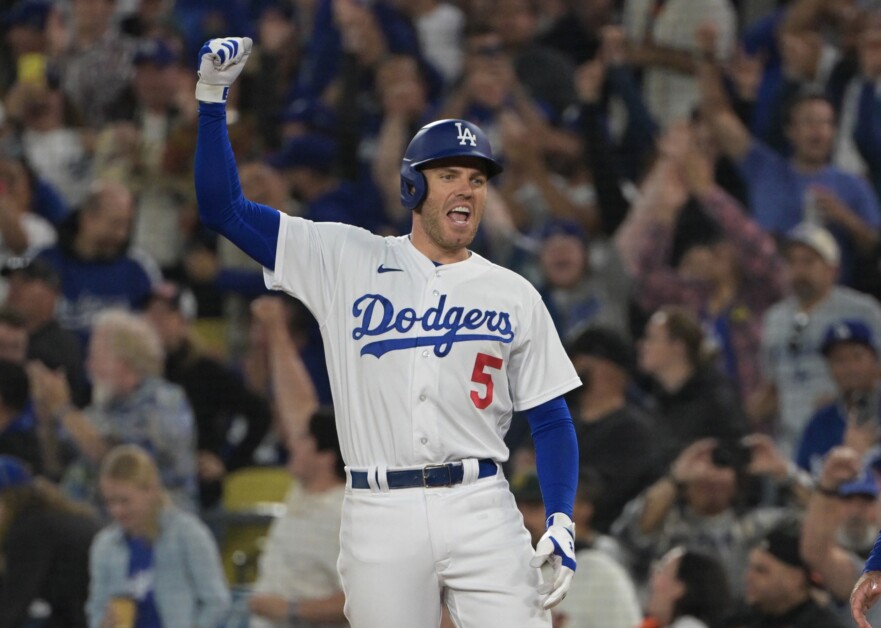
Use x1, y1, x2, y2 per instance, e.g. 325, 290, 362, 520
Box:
470, 353, 503, 409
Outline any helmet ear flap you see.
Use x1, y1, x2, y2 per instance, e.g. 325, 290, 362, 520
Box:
400, 164, 427, 211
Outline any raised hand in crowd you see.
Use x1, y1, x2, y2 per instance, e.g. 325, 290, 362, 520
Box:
728, 46, 765, 103
811, 186, 879, 253
779, 30, 823, 83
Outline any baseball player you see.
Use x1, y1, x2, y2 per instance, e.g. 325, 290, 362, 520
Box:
194, 37, 581, 627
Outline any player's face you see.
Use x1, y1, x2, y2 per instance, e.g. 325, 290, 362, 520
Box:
412, 158, 488, 263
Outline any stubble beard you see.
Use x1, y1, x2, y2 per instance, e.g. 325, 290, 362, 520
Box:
417, 206, 476, 253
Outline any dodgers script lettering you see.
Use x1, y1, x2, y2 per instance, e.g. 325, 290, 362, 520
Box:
351, 294, 515, 358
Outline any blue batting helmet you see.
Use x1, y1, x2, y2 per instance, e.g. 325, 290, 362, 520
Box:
400, 119, 503, 210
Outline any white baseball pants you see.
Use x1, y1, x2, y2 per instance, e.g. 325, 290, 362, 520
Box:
337, 468, 551, 627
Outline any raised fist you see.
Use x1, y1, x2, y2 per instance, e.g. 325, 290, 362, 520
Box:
195, 37, 253, 103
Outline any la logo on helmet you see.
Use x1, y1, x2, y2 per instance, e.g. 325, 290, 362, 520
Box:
455, 122, 477, 147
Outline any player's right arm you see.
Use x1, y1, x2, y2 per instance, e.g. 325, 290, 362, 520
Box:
194, 37, 281, 270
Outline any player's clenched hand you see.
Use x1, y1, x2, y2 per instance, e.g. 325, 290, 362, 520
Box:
852, 571, 881, 628
195, 37, 252, 103
529, 512, 576, 609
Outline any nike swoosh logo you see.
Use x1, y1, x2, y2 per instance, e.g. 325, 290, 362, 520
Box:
377, 265, 404, 274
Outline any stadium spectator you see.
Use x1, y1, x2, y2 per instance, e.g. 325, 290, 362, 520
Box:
2, 256, 88, 407
0, 306, 27, 362
612, 436, 806, 598
697, 37, 881, 286
387, 0, 466, 87
143, 281, 271, 509
248, 411, 347, 628
753, 223, 881, 457
92, 36, 194, 276
87, 444, 230, 628
637, 306, 747, 469
640, 546, 733, 628
795, 320, 881, 474
730, 517, 846, 627
566, 326, 659, 532
57, 0, 138, 129
0, 455, 100, 628
617, 121, 784, 403
533, 219, 632, 343
28, 308, 197, 509
0, 155, 57, 297
1, 0, 55, 89
36, 180, 160, 345
801, 446, 881, 627
570, 25, 659, 191
623, 0, 737, 127
267, 133, 388, 233
486, 0, 577, 120
0, 359, 41, 474
246, 295, 345, 626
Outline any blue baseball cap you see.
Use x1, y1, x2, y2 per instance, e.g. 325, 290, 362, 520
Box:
267, 134, 336, 173
282, 98, 337, 134
839, 470, 879, 498
821, 320, 878, 356
1, 0, 52, 31
539, 218, 588, 244
0, 456, 33, 492
133, 38, 178, 68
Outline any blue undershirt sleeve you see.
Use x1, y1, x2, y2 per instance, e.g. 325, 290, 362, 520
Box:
865, 532, 881, 573
195, 102, 280, 269
524, 396, 579, 520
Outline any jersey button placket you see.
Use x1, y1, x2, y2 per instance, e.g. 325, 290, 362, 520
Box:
412, 271, 441, 457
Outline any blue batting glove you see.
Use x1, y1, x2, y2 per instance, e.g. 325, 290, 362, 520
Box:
529, 512, 576, 609
195, 37, 252, 103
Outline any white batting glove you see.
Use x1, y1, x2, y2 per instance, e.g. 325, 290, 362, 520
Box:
529, 512, 576, 609
195, 37, 253, 103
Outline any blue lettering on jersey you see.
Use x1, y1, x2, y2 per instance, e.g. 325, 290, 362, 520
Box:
351, 294, 514, 357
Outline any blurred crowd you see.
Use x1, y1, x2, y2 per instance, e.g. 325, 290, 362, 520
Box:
5, 0, 881, 626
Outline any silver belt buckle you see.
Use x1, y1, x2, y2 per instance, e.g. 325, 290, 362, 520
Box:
422, 463, 452, 487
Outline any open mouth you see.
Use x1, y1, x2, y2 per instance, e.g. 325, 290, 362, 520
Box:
447, 205, 471, 225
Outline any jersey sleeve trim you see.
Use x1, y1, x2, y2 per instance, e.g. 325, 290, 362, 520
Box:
513, 377, 583, 412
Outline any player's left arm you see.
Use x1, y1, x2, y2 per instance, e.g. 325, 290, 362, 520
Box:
525, 396, 579, 610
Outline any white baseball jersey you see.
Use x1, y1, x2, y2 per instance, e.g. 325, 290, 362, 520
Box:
264, 215, 581, 468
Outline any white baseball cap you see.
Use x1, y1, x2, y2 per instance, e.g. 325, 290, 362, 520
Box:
784, 222, 840, 266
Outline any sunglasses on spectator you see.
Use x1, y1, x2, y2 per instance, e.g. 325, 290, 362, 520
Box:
787, 312, 810, 355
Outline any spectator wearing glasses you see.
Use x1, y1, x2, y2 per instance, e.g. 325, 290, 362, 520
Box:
752, 223, 881, 457
795, 320, 881, 474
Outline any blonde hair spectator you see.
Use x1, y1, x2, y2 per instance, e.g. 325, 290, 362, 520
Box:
92, 309, 164, 378
89, 444, 231, 627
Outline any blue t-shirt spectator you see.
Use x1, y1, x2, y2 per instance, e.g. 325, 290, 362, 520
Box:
739, 140, 881, 284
